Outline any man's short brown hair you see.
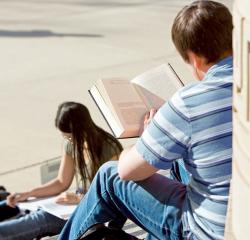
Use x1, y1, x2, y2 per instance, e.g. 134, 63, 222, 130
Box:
171, 1, 233, 64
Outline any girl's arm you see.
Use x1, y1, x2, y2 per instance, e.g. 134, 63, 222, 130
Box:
7, 149, 75, 207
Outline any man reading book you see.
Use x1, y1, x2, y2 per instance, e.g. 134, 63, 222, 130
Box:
59, 1, 233, 239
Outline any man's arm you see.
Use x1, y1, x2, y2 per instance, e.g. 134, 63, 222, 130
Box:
118, 145, 158, 181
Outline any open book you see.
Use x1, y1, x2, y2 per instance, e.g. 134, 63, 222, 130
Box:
89, 64, 184, 138
18, 196, 77, 220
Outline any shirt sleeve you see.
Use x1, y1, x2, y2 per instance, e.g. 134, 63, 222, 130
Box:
136, 90, 191, 169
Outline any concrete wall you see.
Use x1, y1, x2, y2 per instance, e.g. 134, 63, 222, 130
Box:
230, 0, 250, 239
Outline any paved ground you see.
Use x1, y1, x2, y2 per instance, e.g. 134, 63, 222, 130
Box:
0, 0, 232, 191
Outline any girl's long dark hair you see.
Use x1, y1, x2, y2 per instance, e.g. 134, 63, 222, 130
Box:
55, 101, 123, 191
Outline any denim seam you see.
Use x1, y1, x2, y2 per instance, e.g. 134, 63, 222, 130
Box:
75, 198, 104, 239
161, 186, 185, 238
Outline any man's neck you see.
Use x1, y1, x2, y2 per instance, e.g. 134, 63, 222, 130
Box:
201, 53, 232, 79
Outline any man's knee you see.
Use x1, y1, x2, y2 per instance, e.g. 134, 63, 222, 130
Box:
99, 161, 118, 174
96, 161, 119, 190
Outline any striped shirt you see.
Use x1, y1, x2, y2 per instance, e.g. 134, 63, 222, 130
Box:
136, 56, 233, 240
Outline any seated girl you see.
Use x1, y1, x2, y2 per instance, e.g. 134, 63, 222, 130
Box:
0, 101, 123, 240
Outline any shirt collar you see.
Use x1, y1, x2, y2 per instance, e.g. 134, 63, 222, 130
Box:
203, 56, 233, 82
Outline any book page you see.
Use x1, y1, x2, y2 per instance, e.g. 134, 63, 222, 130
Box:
18, 196, 77, 220
96, 78, 148, 137
18, 198, 41, 212
40, 197, 76, 219
131, 64, 183, 109
132, 86, 165, 110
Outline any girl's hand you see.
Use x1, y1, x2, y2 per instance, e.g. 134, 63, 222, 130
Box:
143, 108, 157, 131
7, 192, 30, 208
55, 192, 82, 205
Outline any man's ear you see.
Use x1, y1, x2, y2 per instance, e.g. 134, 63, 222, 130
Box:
187, 51, 203, 70
187, 51, 208, 80
186, 51, 211, 80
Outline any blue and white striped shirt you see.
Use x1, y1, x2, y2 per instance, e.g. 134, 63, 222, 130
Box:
136, 56, 233, 240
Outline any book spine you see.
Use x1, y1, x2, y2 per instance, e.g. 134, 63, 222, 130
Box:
168, 63, 185, 86
88, 89, 116, 137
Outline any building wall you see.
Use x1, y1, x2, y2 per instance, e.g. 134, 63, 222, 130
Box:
230, 0, 250, 239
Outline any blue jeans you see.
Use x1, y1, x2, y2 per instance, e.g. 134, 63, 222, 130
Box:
0, 208, 66, 240
59, 160, 189, 240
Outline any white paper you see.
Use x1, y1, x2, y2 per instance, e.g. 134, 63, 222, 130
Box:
18, 196, 77, 220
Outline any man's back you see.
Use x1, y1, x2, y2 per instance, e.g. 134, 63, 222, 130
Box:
178, 56, 233, 239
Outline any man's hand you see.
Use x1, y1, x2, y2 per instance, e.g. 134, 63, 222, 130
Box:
55, 192, 82, 205
7, 192, 30, 208
143, 108, 157, 131
118, 108, 158, 181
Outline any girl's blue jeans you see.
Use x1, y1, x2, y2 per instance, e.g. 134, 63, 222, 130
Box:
0, 205, 66, 239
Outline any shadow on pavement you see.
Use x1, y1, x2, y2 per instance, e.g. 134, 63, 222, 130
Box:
0, 30, 104, 38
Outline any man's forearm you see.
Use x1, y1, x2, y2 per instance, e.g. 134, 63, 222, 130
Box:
118, 145, 158, 181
